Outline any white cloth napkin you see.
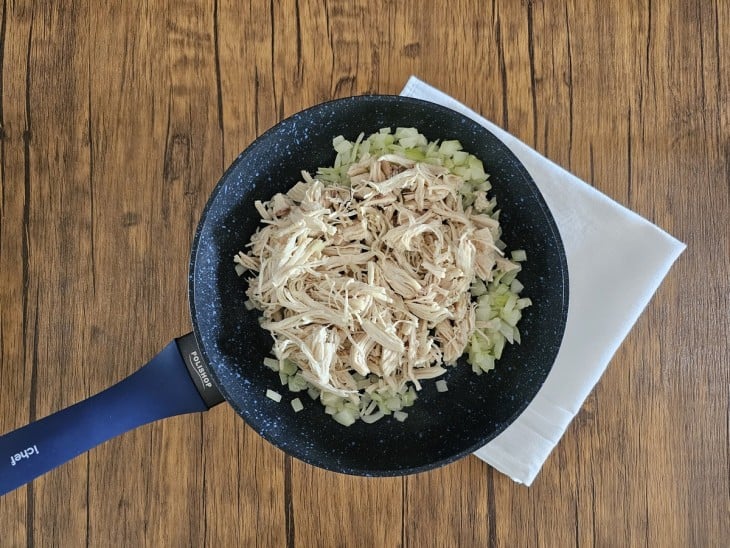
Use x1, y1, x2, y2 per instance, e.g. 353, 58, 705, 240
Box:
400, 76, 686, 486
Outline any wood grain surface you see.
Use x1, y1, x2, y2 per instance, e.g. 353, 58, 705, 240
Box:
1, 1, 728, 546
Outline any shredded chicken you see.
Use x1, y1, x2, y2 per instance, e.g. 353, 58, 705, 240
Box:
235, 154, 503, 401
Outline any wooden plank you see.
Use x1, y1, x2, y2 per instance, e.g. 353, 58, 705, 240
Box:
0, 2, 94, 546
0, 1, 34, 546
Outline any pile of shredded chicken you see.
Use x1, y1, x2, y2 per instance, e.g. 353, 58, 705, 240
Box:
234, 154, 504, 400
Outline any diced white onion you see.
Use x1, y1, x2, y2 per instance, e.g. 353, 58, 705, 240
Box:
266, 389, 282, 402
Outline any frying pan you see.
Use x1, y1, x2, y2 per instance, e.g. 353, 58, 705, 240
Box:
0, 95, 568, 496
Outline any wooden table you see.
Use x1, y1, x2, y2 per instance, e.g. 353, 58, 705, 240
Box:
1, 1, 727, 546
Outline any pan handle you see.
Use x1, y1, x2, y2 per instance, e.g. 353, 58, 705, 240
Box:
0, 333, 223, 497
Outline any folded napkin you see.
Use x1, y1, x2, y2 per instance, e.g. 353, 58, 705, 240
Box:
400, 77, 686, 486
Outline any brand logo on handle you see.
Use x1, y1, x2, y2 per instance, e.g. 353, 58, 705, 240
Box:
188, 351, 212, 389
175, 334, 224, 407
10, 445, 39, 466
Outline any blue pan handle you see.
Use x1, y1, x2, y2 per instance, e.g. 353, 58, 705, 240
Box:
0, 333, 223, 496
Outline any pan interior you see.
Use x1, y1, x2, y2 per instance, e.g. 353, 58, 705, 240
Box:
189, 95, 568, 476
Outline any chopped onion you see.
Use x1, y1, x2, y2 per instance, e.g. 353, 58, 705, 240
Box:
287, 374, 308, 392
334, 409, 356, 427
361, 411, 385, 424
439, 140, 462, 156
266, 389, 282, 402
511, 249, 527, 262
280, 360, 297, 376
291, 398, 304, 412
436, 380, 448, 393
393, 411, 409, 422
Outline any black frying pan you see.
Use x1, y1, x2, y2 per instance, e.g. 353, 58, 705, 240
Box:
0, 96, 568, 495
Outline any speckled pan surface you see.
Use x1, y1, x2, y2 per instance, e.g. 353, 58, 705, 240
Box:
189, 95, 568, 476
